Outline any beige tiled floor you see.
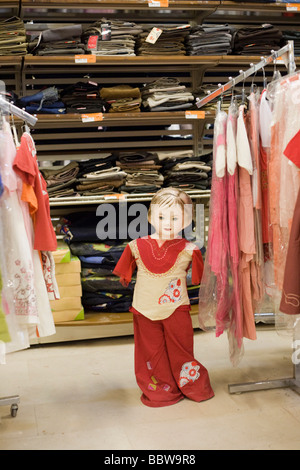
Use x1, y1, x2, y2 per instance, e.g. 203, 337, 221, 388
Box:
0, 324, 300, 450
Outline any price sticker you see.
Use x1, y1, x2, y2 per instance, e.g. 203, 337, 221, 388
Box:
103, 194, 127, 200
146, 27, 163, 44
286, 3, 300, 11
75, 54, 96, 64
185, 110, 206, 119
148, 0, 169, 7
81, 113, 103, 122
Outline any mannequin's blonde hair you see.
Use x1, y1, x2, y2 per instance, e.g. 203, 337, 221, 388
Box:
148, 187, 193, 228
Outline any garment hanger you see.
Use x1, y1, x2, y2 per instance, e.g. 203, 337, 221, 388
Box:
10, 113, 20, 148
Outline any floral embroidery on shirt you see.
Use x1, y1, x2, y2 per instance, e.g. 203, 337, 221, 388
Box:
14, 259, 38, 317
178, 361, 200, 387
158, 278, 182, 304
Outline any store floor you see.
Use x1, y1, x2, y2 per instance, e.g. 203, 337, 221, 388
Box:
0, 324, 299, 450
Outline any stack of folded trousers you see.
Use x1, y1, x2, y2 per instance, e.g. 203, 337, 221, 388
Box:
0, 16, 27, 55
282, 31, 300, 55
76, 155, 127, 195
100, 85, 142, 113
233, 24, 283, 55
58, 211, 135, 313
60, 82, 108, 114
41, 161, 79, 198
29, 24, 85, 56
117, 151, 164, 193
82, 19, 143, 56
17, 86, 66, 114
142, 77, 194, 112
186, 24, 235, 55
162, 155, 212, 191
137, 24, 190, 56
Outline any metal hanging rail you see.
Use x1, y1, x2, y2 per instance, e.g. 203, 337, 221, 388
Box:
196, 40, 296, 109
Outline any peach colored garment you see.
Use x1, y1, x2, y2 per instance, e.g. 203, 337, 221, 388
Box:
237, 105, 257, 341
269, 74, 300, 291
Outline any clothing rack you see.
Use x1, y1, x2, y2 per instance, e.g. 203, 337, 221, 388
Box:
0, 94, 37, 418
196, 40, 300, 396
196, 40, 296, 109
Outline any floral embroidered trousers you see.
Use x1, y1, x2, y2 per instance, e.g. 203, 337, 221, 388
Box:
133, 305, 214, 407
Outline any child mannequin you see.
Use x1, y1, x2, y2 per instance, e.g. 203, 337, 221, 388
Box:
113, 187, 214, 407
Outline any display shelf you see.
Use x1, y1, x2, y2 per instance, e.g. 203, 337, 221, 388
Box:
21, 0, 220, 10
220, 1, 300, 13
30, 305, 201, 344
49, 190, 211, 206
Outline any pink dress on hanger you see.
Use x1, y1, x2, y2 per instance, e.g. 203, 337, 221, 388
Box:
236, 105, 257, 341
199, 110, 230, 337
226, 103, 243, 355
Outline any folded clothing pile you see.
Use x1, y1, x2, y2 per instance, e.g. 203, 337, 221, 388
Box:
82, 18, 143, 56
233, 24, 283, 55
60, 81, 108, 114
116, 151, 164, 193
0, 16, 27, 56
70, 241, 134, 313
186, 24, 235, 55
28, 24, 85, 56
157, 150, 212, 191
51, 242, 84, 323
57, 211, 136, 313
100, 85, 141, 113
142, 77, 194, 112
282, 30, 300, 56
41, 161, 79, 198
137, 24, 190, 56
17, 86, 66, 114
76, 155, 127, 196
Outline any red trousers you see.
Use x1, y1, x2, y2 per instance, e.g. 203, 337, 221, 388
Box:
132, 306, 214, 407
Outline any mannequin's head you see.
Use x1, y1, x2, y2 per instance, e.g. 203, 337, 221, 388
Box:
148, 187, 193, 239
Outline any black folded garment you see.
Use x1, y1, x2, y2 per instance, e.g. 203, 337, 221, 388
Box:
233, 24, 283, 55
60, 81, 109, 113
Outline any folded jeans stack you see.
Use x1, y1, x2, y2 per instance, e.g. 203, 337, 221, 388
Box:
82, 18, 143, 56
282, 30, 300, 56
142, 77, 194, 112
233, 23, 283, 55
76, 155, 127, 195
28, 24, 85, 56
0, 16, 27, 56
116, 151, 164, 193
156, 150, 212, 191
100, 85, 142, 113
41, 161, 79, 198
17, 86, 66, 114
186, 24, 235, 56
137, 24, 190, 56
60, 81, 108, 114
58, 212, 135, 313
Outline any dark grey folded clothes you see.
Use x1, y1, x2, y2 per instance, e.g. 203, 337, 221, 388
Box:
187, 24, 235, 56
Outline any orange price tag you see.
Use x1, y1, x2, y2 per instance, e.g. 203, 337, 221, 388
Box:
148, 0, 169, 7
75, 54, 96, 64
103, 194, 127, 200
185, 110, 206, 119
286, 3, 300, 11
81, 113, 103, 122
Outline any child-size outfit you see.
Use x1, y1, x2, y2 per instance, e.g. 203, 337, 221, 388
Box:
113, 236, 214, 407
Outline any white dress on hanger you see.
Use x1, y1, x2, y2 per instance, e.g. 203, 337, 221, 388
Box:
0, 119, 38, 352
